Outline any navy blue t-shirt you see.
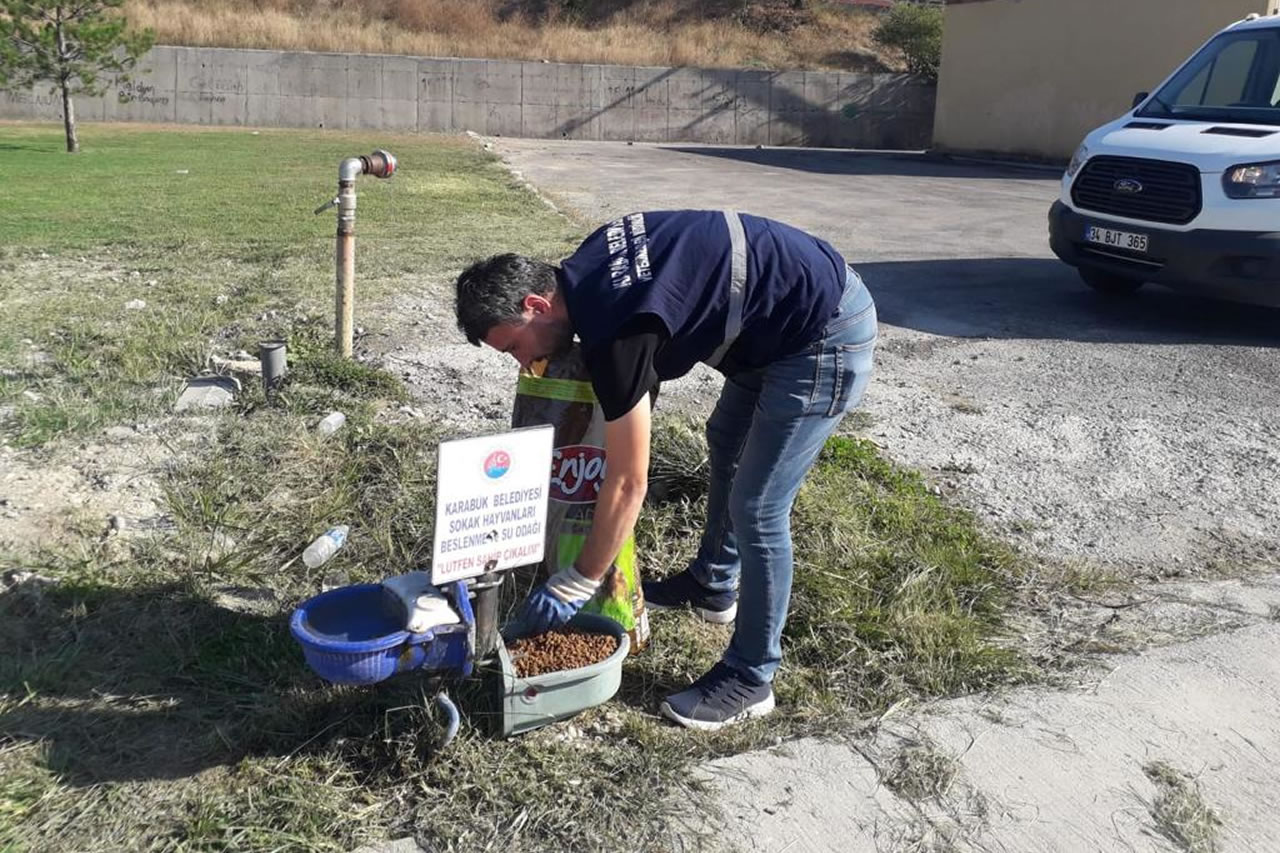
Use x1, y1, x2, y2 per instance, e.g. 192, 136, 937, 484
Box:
558, 210, 846, 418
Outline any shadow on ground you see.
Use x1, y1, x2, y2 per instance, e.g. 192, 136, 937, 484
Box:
860, 257, 1280, 347
662, 147, 1062, 180
0, 142, 57, 153
0, 581, 464, 787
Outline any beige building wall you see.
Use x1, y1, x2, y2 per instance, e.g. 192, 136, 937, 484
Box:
933, 0, 1279, 160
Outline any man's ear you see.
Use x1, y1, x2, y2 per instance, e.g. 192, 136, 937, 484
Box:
523, 293, 553, 315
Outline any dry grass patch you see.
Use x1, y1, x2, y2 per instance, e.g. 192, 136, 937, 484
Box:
124, 0, 890, 71
1144, 760, 1223, 853
883, 740, 957, 803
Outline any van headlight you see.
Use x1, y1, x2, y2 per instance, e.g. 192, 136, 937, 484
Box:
1224, 161, 1280, 199
1066, 144, 1089, 179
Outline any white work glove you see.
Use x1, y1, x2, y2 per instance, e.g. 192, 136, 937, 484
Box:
545, 564, 602, 604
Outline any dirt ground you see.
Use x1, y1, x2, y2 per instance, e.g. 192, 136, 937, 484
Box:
685, 577, 1280, 852
0, 419, 205, 558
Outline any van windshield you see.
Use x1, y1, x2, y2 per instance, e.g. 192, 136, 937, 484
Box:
1137, 27, 1280, 126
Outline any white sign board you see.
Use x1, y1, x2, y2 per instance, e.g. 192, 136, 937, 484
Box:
431, 425, 554, 585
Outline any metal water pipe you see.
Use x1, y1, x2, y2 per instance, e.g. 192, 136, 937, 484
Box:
315, 149, 398, 357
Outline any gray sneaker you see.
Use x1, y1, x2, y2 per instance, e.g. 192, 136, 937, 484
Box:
660, 662, 775, 731
642, 569, 738, 625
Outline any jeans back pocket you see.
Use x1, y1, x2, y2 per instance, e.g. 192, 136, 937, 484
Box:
827, 338, 877, 418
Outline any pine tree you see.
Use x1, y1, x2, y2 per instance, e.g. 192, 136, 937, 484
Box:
0, 1, 154, 152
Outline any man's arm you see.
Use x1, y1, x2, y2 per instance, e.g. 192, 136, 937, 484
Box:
501, 331, 655, 639
572, 392, 651, 580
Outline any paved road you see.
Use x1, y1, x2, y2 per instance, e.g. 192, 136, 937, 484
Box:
495, 138, 1280, 574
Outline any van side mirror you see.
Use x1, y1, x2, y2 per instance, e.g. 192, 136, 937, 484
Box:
1132, 91, 1149, 109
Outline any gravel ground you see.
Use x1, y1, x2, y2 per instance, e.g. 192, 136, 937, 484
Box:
375, 138, 1280, 579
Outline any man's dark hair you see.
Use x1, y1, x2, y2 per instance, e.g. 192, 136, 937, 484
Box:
454, 254, 559, 346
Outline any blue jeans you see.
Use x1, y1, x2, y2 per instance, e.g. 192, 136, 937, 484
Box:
690, 267, 877, 684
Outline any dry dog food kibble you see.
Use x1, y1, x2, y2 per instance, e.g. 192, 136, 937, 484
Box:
508, 629, 619, 678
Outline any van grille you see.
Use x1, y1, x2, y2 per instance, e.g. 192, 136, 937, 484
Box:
1071, 156, 1202, 225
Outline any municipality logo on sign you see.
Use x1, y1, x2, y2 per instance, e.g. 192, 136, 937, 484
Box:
483, 450, 511, 479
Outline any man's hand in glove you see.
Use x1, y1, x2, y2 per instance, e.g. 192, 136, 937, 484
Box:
502, 565, 601, 640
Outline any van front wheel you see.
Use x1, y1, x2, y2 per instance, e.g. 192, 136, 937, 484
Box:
1079, 268, 1145, 296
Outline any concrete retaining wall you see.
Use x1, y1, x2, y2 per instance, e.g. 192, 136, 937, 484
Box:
0, 46, 935, 148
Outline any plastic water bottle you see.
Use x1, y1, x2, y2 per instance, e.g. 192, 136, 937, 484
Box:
317, 411, 346, 436
303, 524, 349, 569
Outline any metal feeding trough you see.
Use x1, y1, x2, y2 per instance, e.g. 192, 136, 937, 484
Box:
497, 612, 630, 738
289, 574, 628, 748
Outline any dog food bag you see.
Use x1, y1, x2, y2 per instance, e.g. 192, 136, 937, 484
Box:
511, 345, 650, 652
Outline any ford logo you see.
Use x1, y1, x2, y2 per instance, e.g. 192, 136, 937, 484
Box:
1114, 178, 1144, 194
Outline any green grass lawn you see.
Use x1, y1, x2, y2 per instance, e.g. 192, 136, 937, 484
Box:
0, 122, 581, 447
0, 122, 1031, 853
0, 123, 567, 249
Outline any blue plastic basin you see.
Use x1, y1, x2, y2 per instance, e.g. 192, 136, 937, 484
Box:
290, 582, 473, 686
294, 584, 406, 646
290, 584, 413, 684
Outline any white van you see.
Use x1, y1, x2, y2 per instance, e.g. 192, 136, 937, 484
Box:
1049, 13, 1280, 304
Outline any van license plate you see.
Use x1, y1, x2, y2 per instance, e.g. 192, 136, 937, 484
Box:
1085, 225, 1149, 254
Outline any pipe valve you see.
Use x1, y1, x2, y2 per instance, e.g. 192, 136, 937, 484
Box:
338, 149, 398, 182
364, 149, 397, 179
